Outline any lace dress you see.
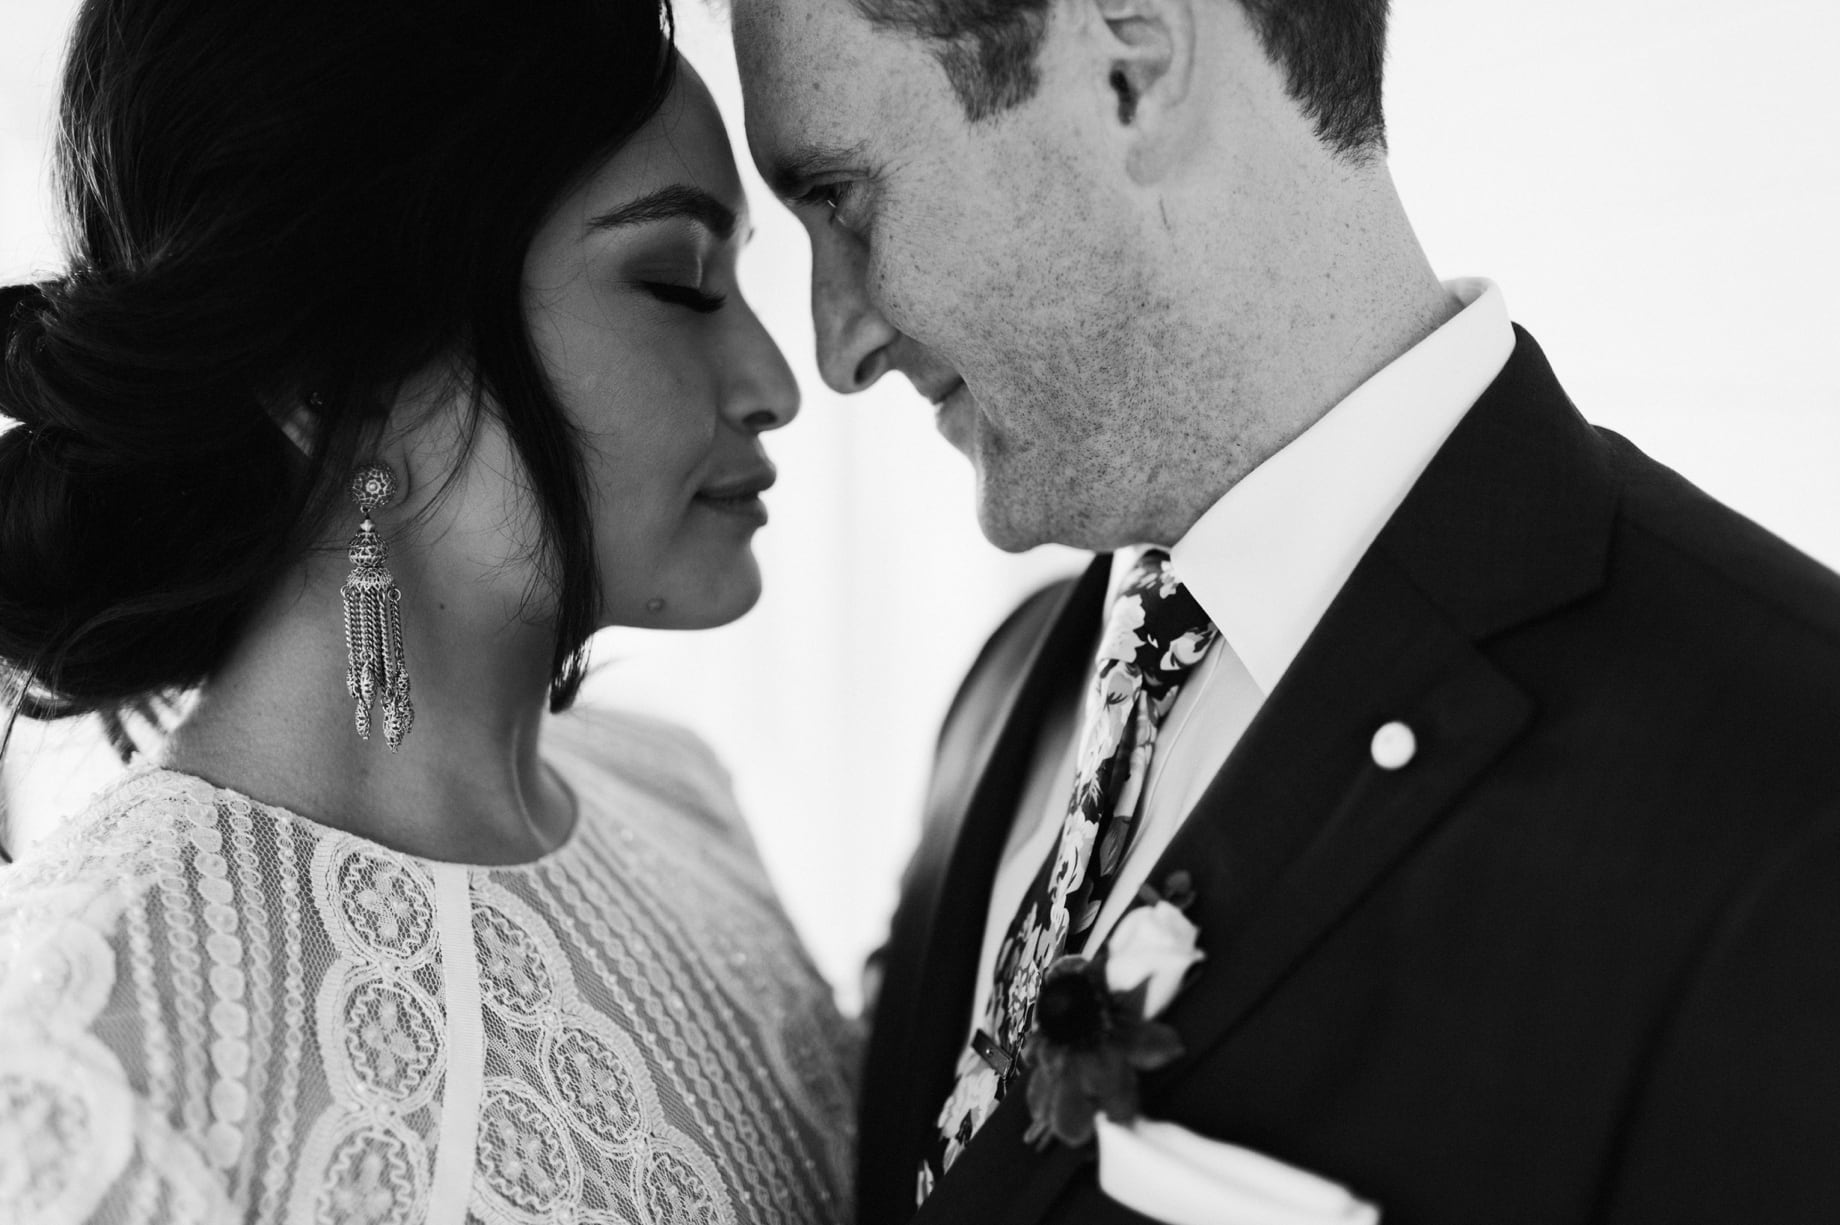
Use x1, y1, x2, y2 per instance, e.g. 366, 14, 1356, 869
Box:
0, 708, 858, 1225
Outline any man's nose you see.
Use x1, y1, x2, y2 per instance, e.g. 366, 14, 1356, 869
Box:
811, 227, 899, 395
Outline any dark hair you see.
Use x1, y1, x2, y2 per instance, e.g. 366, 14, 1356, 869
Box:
851, 0, 1389, 156
0, 0, 677, 767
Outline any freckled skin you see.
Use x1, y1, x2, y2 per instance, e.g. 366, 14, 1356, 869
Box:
739, 6, 1184, 550
736, 0, 1455, 553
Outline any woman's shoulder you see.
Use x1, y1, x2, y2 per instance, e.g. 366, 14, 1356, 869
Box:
543, 705, 754, 848
0, 767, 248, 1222
0, 765, 271, 1035
2, 766, 213, 901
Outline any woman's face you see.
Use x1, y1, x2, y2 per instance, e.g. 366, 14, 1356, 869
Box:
521, 59, 799, 630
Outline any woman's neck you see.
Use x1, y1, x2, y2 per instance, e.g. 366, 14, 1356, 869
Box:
159, 551, 576, 865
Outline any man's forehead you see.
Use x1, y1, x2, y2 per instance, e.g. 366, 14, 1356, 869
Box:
734, 0, 911, 166
734, 0, 858, 66
734, 0, 925, 95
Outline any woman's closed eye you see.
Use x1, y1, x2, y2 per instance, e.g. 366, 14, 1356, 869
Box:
643, 281, 728, 314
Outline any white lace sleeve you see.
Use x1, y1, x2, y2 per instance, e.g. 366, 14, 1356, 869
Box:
0, 793, 237, 1225
3, 750, 859, 1225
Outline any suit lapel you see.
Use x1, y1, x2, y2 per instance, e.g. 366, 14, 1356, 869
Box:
859, 557, 1110, 1225
1140, 556, 1533, 1069
911, 327, 1619, 1225
914, 555, 1537, 1225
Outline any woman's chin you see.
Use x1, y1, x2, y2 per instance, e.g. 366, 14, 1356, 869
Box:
614, 554, 764, 631
676, 586, 763, 630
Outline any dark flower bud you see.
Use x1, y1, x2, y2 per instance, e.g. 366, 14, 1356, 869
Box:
1033, 957, 1112, 1049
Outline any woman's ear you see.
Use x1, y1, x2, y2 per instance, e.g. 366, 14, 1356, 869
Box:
268, 391, 323, 458
1092, 0, 1197, 183
270, 389, 420, 519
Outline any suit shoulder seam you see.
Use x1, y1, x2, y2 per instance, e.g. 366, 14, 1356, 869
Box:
1616, 511, 1840, 654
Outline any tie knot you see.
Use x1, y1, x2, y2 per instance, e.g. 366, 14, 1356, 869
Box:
1096, 550, 1217, 684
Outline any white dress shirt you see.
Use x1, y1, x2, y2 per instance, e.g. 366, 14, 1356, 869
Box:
964, 279, 1516, 1042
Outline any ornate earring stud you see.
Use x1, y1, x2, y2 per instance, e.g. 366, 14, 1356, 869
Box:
341, 463, 414, 750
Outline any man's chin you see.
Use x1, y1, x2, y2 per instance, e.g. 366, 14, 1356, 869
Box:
973, 484, 1054, 554
975, 483, 1151, 554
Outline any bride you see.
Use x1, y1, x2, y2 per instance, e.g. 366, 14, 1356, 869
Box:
0, 0, 856, 1221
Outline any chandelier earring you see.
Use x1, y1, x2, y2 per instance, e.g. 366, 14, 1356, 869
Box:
341, 463, 415, 750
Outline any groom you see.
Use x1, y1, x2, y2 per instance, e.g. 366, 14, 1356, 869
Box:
736, 1, 1840, 1222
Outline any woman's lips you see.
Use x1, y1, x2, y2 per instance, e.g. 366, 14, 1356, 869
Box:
694, 469, 775, 526
693, 490, 769, 525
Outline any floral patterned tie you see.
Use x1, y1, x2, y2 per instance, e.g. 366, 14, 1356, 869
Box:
922, 550, 1218, 1202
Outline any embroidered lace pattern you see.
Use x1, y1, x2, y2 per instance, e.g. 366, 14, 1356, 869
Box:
0, 709, 858, 1225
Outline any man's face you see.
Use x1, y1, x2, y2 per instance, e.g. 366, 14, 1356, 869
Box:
735, 0, 1183, 552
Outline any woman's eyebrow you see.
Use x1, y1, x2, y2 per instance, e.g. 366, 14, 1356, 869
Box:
587, 184, 739, 239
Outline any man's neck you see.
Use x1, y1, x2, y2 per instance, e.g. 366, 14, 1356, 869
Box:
1134, 169, 1457, 547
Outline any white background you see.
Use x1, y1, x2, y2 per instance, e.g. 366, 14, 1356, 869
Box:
4, 1, 1837, 1008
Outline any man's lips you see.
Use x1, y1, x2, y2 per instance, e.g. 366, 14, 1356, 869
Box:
933, 383, 974, 451
921, 377, 966, 407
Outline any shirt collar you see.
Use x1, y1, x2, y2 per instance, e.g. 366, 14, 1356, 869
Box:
1156, 278, 1514, 695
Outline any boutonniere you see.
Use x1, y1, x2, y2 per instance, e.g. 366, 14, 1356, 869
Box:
1022, 873, 1204, 1150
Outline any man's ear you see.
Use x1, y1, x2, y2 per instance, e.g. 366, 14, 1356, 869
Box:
1092, 0, 1195, 179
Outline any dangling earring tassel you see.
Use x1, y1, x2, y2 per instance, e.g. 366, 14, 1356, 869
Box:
342, 464, 415, 750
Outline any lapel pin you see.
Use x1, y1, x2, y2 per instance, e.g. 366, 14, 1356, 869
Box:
1370, 721, 1417, 770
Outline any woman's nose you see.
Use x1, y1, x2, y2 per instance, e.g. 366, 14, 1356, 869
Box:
727, 297, 801, 432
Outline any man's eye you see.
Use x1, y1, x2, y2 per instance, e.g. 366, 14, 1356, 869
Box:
792, 183, 839, 211
643, 283, 727, 314
792, 183, 858, 229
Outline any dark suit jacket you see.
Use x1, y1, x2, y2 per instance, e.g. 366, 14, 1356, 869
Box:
858, 328, 1840, 1225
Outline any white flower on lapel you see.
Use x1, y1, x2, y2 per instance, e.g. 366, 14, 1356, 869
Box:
1097, 594, 1148, 664
1020, 878, 1200, 1152
1104, 901, 1204, 1019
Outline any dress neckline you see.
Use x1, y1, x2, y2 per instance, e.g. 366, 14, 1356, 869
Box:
111, 762, 588, 874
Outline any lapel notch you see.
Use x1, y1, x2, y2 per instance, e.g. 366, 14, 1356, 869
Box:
1380, 325, 1617, 638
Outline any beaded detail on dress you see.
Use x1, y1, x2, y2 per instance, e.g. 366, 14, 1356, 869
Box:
0, 709, 858, 1225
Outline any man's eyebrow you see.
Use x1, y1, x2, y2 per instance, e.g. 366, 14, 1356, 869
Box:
765, 141, 869, 199
587, 185, 739, 239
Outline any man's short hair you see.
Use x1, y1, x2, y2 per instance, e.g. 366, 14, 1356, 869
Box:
851, 0, 1390, 158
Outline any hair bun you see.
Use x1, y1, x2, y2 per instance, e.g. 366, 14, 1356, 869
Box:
0, 264, 293, 721
1, 280, 50, 318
